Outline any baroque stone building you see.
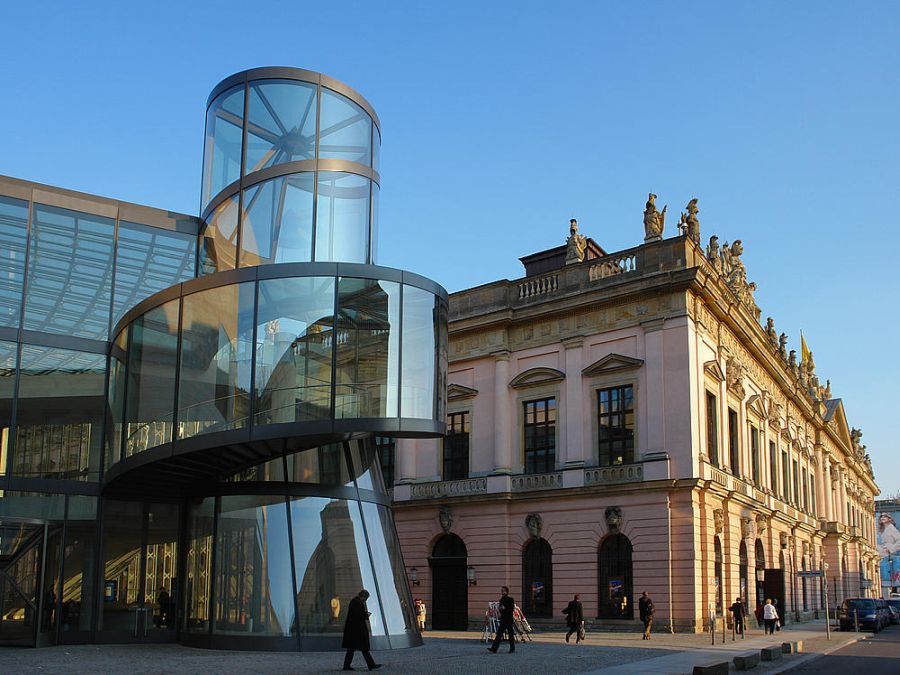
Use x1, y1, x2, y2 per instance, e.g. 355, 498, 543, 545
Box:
390, 203, 880, 632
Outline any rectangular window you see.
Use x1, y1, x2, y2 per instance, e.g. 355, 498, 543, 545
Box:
810, 474, 817, 517
706, 392, 719, 466
443, 411, 470, 481
782, 450, 789, 501
524, 397, 556, 474
792, 459, 799, 506
728, 408, 740, 475
375, 436, 395, 488
598, 385, 634, 466
750, 424, 760, 486
801, 469, 809, 512
769, 441, 778, 493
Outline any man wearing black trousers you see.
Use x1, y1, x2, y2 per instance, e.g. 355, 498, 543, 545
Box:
342, 589, 382, 671
487, 586, 516, 653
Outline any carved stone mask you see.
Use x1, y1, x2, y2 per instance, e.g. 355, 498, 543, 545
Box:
525, 513, 543, 539
605, 506, 623, 531
779, 532, 788, 549
713, 508, 724, 534
438, 506, 452, 533
741, 517, 755, 540
755, 514, 767, 535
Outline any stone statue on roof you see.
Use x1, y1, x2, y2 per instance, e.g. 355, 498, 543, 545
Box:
565, 218, 587, 264
681, 198, 701, 244
643, 193, 666, 242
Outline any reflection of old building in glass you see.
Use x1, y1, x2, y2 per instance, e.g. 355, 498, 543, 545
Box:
392, 214, 880, 632
0, 67, 446, 651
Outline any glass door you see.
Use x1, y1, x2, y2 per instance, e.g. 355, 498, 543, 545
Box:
0, 520, 46, 646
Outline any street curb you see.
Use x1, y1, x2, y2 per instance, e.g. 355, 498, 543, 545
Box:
766, 633, 868, 674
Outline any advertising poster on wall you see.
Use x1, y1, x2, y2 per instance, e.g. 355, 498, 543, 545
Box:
876, 509, 900, 593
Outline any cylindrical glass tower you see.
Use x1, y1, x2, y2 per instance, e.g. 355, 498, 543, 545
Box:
102, 68, 447, 652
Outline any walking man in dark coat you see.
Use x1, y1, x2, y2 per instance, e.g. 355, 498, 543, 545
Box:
487, 586, 516, 653
563, 593, 584, 643
729, 596, 746, 636
638, 591, 655, 640
342, 590, 382, 671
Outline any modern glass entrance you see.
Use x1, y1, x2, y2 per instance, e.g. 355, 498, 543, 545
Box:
0, 520, 47, 646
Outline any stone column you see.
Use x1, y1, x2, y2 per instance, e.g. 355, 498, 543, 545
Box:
814, 447, 826, 519
492, 351, 513, 474
822, 458, 834, 521
562, 337, 585, 467
837, 466, 848, 525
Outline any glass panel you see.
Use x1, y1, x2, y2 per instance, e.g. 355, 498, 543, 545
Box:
13, 346, 105, 481
401, 286, 437, 419
199, 195, 239, 275
240, 174, 314, 267
124, 299, 180, 457
361, 502, 416, 635
335, 277, 400, 419
0, 195, 28, 328
112, 221, 195, 326
319, 88, 372, 166
224, 456, 286, 482
285, 443, 352, 486
0, 339, 15, 476
255, 277, 335, 425
40, 526, 62, 635
24, 204, 115, 340
289, 496, 384, 637
178, 283, 254, 438
105, 330, 127, 470
370, 182, 379, 265
214, 495, 294, 636
146, 503, 179, 632
60, 497, 98, 634
98, 501, 144, 630
184, 497, 215, 633
348, 439, 386, 493
372, 126, 381, 173
245, 79, 317, 174
315, 172, 370, 263
202, 85, 244, 210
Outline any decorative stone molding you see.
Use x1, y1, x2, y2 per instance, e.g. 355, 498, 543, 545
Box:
713, 508, 724, 534
605, 506, 623, 532
755, 514, 768, 535
438, 505, 453, 533
509, 367, 565, 389
741, 517, 755, 540
582, 353, 644, 377
746, 394, 766, 420
779, 532, 789, 549
703, 359, 726, 383
525, 513, 543, 539
447, 383, 478, 402
726, 355, 747, 399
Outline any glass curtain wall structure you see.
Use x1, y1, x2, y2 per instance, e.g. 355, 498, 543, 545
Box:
0, 67, 446, 653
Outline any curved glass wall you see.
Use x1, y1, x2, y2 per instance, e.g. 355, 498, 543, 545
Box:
200, 72, 381, 272
106, 266, 446, 469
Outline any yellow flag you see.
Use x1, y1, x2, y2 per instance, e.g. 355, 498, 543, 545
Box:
800, 331, 811, 364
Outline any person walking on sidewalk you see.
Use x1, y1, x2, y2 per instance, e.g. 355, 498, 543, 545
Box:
762, 598, 778, 635
638, 592, 655, 640
730, 597, 746, 636
342, 589, 382, 671
563, 593, 584, 643
487, 586, 516, 653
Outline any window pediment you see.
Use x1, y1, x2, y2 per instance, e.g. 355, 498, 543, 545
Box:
582, 353, 644, 377
509, 367, 565, 389
447, 383, 478, 401
746, 394, 766, 420
704, 359, 725, 382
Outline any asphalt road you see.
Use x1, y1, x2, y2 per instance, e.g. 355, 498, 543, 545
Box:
785, 625, 900, 674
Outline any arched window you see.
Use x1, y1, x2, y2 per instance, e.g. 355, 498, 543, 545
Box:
598, 533, 633, 619
522, 538, 553, 618
714, 537, 723, 616
430, 534, 468, 630
754, 539, 765, 609
802, 556, 809, 611
739, 541, 748, 604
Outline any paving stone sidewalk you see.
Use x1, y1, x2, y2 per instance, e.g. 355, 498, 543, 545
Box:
0, 622, 869, 674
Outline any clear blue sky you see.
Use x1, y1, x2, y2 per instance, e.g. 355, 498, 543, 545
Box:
1, 1, 897, 495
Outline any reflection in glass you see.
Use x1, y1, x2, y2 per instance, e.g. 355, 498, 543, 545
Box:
202, 85, 245, 209
14, 346, 105, 480
348, 439, 386, 493
361, 502, 416, 635
24, 204, 115, 340
60, 513, 97, 633
40, 527, 62, 635
245, 80, 317, 174
372, 126, 381, 174
105, 330, 127, 470
240, 174, 314, 267
335, 278, 399, 420
0, 196, 28, 328
214, 495, 294, 636
146, 503, 179, 631
290, 496, 384, 637
199, 195, 239, 275
178, 283, 254, 438
286, 443, 351, 486
370, 183, 380, 265
225, 456, 285, 482
315, 172, 370, 263
98, 501, 144, 630
0, 340, 15, 476
112, 221, 195, 325
184, 497, 215, 633
124, 300, 180, 457
319, 89, 372, 166
401, 286, 438, 419
255, 277, 334, 425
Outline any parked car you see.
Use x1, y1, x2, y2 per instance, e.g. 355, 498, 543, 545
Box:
875, 599, 890, 629
886, 605, 900, 625
887, 598, 900, 623
839, 598, 880, 631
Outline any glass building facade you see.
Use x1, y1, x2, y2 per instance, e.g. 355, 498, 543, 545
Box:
0, 67, 446, 652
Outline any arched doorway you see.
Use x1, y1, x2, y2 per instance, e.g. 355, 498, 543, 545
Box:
754, 539, 765, 610
739, 541, 748, 604
429, 534, 467, 630
523, 538, 553, 618
598, 533, 633, 619
714, 537, 723, 616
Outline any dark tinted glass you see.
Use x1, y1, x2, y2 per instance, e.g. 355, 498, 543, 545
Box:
286, 443, 352, 486
184, 497, 215, 633
98, 501, 144, 630
0, 196, 28, 328
25, 204, 115, 340
0, 340, 15, 475
105, 330, 127, 469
